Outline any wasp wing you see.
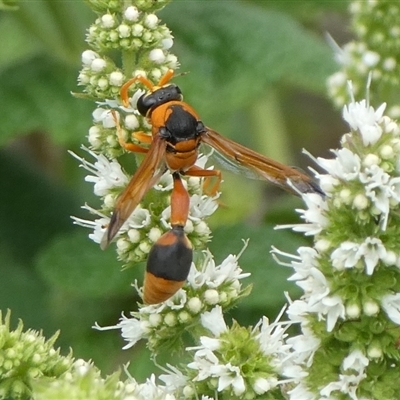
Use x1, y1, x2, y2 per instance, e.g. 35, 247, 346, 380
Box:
101, 135, 167, 249
201, 128, 322, 196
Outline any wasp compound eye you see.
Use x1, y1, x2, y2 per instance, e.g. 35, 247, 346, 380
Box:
137, 93, 155, 116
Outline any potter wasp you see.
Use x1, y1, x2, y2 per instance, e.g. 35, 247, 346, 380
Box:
101, 69, 321, 304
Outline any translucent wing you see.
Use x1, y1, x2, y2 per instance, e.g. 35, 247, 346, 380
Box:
201, 128, 322, 195
101, 135, 167, 249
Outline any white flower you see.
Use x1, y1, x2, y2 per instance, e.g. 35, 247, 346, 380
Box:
381, 293, 400, 324
71, 205, 109, 244
317, 295, 346, 332
125, 114, 140, 130
320, 372, 366, 400
188, 194, 219, 221
149, 48, 166, 64
331, 238, 386, 275
101, 13, 115, 28
82, 50, 99, 66
286, 299, 309, 324
317, 148, 361, 181
93, 313, 149, 349
278, 193, 329, 236
287, 382, 316, 400
255, 313, 292, 372
331, 241, 362, 270
356, 237, 386, 275
69, 148, 128, 197
144, 14, 158, 29
200, 306, 227, 336
187, 348, 219, 381
154, 171, 174, 191
159, 364, 188, 392
362, 50, 380, 67
126, 207, 151, 229
92, 107, 117, 128
91, 58, 107, 72
343, 100, 386, 146
215, 363, 246, 395
162, 37, 174, 50
252, 377, 277, 394
132, 374, 176, 400
109, 71, 124, 86
319, 351, 368, 400
124, 6, 139, 21
286, 328, 320, 367
343, 350, 369, 373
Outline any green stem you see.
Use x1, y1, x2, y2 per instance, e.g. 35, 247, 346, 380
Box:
122, 50, 137, 78
249, 88, 292, 164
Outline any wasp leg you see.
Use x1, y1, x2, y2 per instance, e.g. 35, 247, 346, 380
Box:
110, 110, 149, 153
184, 165, 222, 196
132, 131, 152, 144
143, 173, 192, 304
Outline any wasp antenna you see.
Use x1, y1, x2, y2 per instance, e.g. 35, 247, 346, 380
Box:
175, 71, 190, 78
157, 69, 175, 87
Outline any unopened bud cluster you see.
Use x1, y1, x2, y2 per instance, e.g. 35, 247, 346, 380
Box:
32, 359, 137, 400
328, 0, 400, 114
0, 310, 73, 399
78, 1, 177, 101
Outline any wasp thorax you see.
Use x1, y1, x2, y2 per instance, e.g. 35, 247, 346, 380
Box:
137, 84, 183, 116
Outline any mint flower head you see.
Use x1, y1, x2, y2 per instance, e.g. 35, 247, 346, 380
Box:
327, 0, 400, 115
94, 249, 251, 353
154, 305, 293, 400
276, 96, 400, 399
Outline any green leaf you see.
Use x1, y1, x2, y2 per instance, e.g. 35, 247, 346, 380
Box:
162, 1, 336, 116
0, 0, 18, 11
8, 0, 91, 65
0, 248, 52, 332
0, 149, 79, 264
0, 56, 93, 146
0, 13, 43, 72
250, 0, 348, 18
35, 230, 142, 299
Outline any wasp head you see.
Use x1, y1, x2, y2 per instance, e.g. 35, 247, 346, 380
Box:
137, 84, 183, 116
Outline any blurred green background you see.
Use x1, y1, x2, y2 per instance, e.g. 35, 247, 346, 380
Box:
0, 0, 350, 379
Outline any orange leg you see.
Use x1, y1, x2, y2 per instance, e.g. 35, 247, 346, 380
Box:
184, 165, 222, 195
111, 110, 149, 153
121, 75, 154, 106
133, 131, 152, 144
